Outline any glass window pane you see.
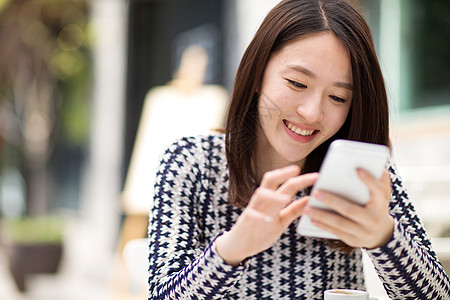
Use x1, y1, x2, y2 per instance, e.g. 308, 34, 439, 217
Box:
409, 0, 450, 108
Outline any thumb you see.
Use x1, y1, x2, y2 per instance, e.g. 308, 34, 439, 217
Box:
279, 197, 309, 227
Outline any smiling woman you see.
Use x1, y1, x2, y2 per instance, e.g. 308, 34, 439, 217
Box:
147, 0, 450, 299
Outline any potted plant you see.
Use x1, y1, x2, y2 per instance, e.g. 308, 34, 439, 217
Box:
1, 216, 64, 292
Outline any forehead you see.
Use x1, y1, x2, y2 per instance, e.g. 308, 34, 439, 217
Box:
268, 31, 352, 82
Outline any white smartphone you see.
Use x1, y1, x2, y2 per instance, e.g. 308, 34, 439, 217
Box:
296, 139, 390, 240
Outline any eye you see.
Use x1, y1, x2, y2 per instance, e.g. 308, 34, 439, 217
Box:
286, 79, 307, 89
329, 95, 346, 103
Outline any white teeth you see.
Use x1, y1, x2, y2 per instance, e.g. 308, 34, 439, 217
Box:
286, 121, 315, 136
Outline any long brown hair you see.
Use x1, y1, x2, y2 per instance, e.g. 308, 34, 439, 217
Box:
225, 0, 389, 209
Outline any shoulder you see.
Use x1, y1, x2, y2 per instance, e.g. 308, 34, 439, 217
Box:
163, 134, 225, 153
159, 134, 225, 165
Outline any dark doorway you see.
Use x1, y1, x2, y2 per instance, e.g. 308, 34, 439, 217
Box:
123, 0, 226, 185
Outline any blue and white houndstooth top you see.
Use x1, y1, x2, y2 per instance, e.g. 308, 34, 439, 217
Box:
148, 134, 450, 299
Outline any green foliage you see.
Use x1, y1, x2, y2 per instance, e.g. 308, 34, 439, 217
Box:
0, 0, 91, 146
0, 0, 91, 214
2, 216, 64, 244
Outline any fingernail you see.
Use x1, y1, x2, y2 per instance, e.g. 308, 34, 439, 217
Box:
357, 168, 366, 176
304, 206, 314, 217
287, 165, 300, 173
314, 190, 322, 199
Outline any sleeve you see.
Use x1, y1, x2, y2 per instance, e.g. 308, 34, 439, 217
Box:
147, 138, 246, 300
364, 161, 450, 300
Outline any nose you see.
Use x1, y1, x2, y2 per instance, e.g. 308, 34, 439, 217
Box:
296, 92, 324, 122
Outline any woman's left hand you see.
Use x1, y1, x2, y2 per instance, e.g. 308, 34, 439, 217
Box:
304, 168, 394, 249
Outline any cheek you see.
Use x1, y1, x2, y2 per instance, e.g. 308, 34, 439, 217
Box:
257, 100, 274, 133
257, 91, 286, 122
326, 106, 350, 133
338, 108, 350, 126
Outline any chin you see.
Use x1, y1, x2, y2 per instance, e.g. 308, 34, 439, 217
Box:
278, 149, 310, 165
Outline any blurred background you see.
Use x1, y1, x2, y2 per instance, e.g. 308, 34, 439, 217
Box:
0, 0, 448, 299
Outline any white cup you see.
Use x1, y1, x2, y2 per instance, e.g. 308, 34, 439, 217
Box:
324, 289, 369, 300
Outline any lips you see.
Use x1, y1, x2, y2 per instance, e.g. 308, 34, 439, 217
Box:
283, 120, 318, 137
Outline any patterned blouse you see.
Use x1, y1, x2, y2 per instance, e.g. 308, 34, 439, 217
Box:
148, 134, 450, 299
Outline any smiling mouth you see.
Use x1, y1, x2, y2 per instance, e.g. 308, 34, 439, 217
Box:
283, 120, 318, 137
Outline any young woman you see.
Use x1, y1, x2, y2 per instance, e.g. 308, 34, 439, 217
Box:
148, 0, 450, 299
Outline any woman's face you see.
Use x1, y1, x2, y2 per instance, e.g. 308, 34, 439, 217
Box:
256, 31, 353, 170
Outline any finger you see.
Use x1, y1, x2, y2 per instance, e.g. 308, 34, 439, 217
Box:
309, 217, 361, 247
307, 206, 394, 249
260, 165, 300, 190
305, 207, 365, 241
279, 197, 309, 226
277, 173, 319, 197
357, 169, 385, 201
356, 168, 378, 187
312, 190, 369, 225
357, 169, 389, 205
248, 187, 291, 217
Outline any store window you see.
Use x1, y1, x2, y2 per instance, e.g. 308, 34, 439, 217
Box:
408, 0, 450, 109
360, 0, 450, 111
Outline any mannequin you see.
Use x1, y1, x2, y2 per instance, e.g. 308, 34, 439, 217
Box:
121, 45, 228, 215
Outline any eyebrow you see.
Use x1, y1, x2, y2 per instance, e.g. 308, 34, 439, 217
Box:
286, 64, 353, 91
